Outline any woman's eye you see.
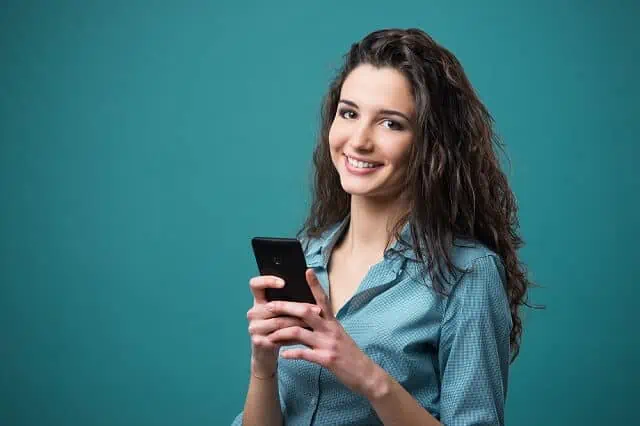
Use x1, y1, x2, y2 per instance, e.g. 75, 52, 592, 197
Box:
338, 108, 356, 119
338, 109, 404, 131
382, 119, 403, 131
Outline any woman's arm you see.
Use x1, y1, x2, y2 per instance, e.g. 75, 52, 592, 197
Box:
240, 358, 282, 426
365, 365, 442, 425
437, 254, 511, 425
238, 275, 318, 426
363, 254, 510, 426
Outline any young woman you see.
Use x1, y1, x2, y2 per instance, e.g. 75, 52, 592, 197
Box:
232, 28, 533, 426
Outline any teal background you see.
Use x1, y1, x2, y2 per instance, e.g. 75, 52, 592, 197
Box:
1, 0, 637, 424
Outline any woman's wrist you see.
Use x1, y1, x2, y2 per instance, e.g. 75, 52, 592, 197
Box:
251, 355, 278, 379
362, 363, 393, 402
252, 369, 277, 380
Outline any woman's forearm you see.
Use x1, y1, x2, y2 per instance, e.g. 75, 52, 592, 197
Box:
241, 360, 282, 426
365, 364, 441, 426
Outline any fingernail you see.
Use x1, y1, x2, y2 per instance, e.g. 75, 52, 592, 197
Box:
277, 279, 285, 287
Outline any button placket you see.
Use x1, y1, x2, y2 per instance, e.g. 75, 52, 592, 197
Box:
308, 362, 323, 425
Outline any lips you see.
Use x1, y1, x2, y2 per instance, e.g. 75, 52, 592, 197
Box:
344, 154, 382, 167
343, 155, 381, 175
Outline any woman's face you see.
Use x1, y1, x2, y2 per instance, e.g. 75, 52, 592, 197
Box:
328, 64, 416, 201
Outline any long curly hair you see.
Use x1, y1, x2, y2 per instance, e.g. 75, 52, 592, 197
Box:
298, 28, 538, 362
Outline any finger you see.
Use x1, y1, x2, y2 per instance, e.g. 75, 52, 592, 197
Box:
250, 334, 278, 352
305, 269, 333, 319
247, 302, 295, 321
280, 348, 323, 365
269, 326, 317, 348
249, 275, 285, 303
265, 301, 325, 329
249, 316, 309, 336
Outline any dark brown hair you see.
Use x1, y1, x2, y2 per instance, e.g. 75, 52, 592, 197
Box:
298, 28, 538, 362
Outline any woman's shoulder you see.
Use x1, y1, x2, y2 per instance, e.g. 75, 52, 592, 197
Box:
446, 238, 508, 299
408, 238, 506, 291
450, 238, 504, 271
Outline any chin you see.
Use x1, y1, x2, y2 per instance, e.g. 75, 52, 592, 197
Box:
339, 176, 402, 200
339, 181, 379, 197
343, 188, 372, 197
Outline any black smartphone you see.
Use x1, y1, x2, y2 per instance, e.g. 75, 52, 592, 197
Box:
251, 237, 316, 305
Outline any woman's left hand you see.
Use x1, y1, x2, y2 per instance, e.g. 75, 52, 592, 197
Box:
265, 269, 380, 397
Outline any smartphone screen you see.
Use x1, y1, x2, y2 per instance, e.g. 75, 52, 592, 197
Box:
251, 237, 316, 305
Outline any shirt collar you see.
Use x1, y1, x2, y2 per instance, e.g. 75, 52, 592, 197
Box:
303, 214, 418, 268
304, 216, 350, 268
303, 215, 482, 290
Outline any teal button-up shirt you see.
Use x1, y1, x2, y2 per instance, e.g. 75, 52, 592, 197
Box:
232, 216, 512, 425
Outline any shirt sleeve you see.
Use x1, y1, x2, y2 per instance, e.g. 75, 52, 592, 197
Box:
230, 411, 242, 425
438, 254, 513, 426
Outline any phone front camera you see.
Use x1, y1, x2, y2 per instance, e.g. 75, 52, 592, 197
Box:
273, 256, 282, 265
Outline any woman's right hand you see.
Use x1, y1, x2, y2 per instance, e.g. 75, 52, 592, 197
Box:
246, 275, 320, 377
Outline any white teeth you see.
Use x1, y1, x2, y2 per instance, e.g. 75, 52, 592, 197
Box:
347, 156, 379, 169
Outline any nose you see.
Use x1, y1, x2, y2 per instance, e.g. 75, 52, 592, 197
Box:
349, 122, 374, 151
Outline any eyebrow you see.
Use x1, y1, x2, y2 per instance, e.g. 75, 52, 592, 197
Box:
338, 99, 412, 122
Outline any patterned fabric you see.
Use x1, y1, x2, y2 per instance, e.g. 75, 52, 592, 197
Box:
232, 215, 512, 425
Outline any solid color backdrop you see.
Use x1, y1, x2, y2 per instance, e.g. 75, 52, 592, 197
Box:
1, 1, 638, 424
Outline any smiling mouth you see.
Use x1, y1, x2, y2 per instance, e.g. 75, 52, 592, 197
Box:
344, 154, 382, 169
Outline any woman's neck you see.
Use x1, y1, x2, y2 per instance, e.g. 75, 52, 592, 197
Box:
339, 194, 409, 260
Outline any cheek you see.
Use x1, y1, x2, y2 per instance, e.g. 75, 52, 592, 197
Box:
328, 121, 347, 150
382, 138, 413, 167
327, 127, 337, 150
397, 144, 413, 166
327, 126, 342, 167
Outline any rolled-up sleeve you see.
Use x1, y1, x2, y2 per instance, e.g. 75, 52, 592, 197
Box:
438, 254, 513, 426
230, 411, 243, 426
